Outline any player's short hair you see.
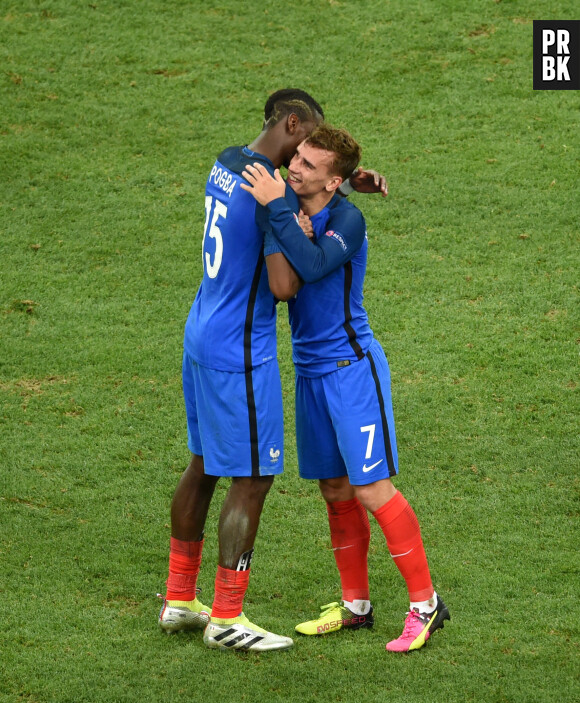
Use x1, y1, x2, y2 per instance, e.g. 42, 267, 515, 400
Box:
305, 123, 362, 181
263, 88, 324, 129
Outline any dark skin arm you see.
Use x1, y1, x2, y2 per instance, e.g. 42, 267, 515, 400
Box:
349, 168, 388, 196
266, 252, 302, 301
265, 210, 312, 301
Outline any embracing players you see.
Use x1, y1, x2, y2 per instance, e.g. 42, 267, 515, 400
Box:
158, 90, 386, 652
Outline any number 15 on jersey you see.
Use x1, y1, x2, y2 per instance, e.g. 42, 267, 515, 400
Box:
203, 196, 227, 279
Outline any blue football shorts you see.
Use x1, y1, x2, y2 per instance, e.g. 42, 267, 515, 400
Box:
295, 339, 398, 486
182, 351, 284, 478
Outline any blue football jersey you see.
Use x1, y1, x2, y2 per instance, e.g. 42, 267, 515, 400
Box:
265, 194, 374, 377
184, 146, 288, 372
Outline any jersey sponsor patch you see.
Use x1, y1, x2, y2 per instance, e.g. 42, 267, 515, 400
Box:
325, 230, 347, 251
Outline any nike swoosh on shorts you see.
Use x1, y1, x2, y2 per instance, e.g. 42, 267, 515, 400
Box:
362, 459, 383, 473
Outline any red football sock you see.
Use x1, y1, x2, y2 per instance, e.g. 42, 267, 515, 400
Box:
165, 537, 204, 601
327, 498, 371, 602
211, 566, 251, 619
372, 491, 434, 603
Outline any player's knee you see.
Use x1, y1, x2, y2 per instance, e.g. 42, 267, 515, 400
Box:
353, 478, 396, 512
319, 476, 353, 503
232, 475, 274, 502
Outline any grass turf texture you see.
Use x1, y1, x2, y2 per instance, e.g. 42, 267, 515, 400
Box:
1, 0, 578, 701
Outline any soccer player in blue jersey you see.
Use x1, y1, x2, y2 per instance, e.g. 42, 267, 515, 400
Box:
241, 124, 450, 653
158, 91, 387, 652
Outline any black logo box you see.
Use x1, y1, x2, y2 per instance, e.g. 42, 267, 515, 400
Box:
533, 20, 580, 90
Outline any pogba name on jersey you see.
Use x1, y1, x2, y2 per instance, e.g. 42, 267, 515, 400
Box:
209, 165, 236, 197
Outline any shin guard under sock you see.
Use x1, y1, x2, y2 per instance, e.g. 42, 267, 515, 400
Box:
165, 537, 204, 601
211, 565, 251, 619
327, 498, 371, 602
372, 491, 433, 602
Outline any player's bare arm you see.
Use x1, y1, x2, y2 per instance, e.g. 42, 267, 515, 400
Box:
265, 207, 313, 301
265, 253, 302, 301
348, 168, 388, 197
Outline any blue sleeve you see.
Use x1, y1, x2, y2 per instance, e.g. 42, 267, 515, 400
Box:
255, 203, 282, 256
265, 198, 365, 284
264, 230, 282, 257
